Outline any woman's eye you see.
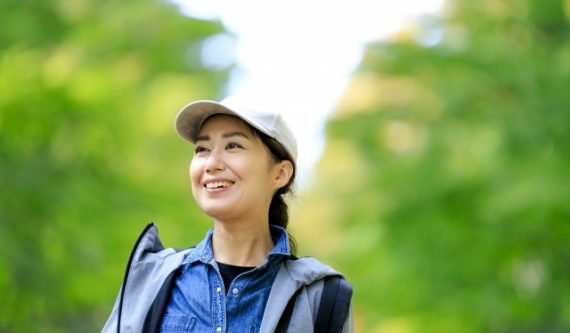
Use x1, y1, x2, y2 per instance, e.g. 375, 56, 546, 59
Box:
194, 146, 208, 154
226, 142, 243, 150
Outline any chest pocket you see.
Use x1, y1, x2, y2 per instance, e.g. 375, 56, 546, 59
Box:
160, 314, 196, 332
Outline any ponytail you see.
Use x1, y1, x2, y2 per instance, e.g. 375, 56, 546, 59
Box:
255, 129, 297, 255
268, 179, 297, 255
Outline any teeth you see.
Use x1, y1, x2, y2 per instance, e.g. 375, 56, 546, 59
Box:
205, 181, 234, 189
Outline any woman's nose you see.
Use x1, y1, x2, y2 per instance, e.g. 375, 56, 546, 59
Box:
205, 150, 225, 173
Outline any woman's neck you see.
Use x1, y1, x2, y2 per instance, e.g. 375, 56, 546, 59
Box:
212, 219, 274, 267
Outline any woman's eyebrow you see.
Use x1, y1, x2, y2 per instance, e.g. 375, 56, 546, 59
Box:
195, 131, 249, 142
222, 131, 250, 139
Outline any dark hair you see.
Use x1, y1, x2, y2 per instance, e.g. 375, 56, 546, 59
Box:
254, 129, 297, 255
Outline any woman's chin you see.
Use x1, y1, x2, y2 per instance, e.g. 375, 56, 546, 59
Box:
200, 204, 237, 221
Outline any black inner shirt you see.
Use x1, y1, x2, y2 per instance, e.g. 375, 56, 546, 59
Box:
217, 262, 255, 294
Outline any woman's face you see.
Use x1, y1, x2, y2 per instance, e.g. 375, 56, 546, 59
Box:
189, 115, 286, 222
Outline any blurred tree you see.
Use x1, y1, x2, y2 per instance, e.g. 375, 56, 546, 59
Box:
296, 0, 570, 331
0, 0, 228, 331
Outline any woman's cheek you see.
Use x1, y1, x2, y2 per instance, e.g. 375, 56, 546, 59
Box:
189, 161, 202, 188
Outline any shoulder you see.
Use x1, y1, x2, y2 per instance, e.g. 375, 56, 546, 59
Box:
103, 224, 193, 333
282, 256, 345, 285
272, 256, 348, 312
258, 256, 354, 332
129, 223, 194, 265
262, 257, 353, 332
124, 224, 194, 302
285, 257, 352, 314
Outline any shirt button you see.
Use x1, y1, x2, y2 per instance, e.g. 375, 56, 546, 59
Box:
216, 287, 221, 293
216, 327, 222, 332
232, 288, 239, 295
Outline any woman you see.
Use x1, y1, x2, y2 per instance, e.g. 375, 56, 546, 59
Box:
102, 95, 353, 332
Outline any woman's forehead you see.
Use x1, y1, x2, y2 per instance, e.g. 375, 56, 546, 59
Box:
198, 114, 254, 136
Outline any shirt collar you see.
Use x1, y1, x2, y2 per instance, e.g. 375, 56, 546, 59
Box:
267, 225, 291, 258
183, 225, 292, 265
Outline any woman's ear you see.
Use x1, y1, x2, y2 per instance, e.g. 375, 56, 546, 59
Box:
273, 160, 294, 189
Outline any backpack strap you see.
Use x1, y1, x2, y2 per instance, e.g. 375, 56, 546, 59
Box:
276, 275, 353, 333
315, 276, 353, 333
275, 287, 303, 333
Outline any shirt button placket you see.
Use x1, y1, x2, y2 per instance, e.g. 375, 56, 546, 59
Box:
215, 280, 225, 333
211, 267, 225, 333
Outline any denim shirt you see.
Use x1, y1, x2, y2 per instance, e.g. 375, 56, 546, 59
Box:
160, 226, 291, 333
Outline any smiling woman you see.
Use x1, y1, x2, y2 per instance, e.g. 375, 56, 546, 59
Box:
101, 95, 353, 332
189, 115, 293, 235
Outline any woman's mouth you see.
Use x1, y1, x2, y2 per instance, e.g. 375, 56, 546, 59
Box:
204, 181, 235, 189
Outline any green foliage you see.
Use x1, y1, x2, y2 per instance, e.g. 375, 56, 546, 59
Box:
0, 0, 227, 331
316, 0, 570, 331
3, 0, 570, 331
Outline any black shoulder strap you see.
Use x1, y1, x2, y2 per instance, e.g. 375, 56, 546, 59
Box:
315, 276, 353, 333
275, 255, 299, 333
276, 275, 353, 333
275, 287, 303, 333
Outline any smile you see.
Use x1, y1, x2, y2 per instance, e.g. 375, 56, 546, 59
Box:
204, 181, 235, 189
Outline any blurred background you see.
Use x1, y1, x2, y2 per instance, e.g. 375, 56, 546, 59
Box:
1, 0, 569, 332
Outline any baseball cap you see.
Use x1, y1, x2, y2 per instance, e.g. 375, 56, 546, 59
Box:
175, 95, 298, 162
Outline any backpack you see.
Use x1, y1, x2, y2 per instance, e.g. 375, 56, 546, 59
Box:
276, 275, 353, 333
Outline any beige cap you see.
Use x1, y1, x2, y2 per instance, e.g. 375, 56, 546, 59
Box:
175, 95, 298, 162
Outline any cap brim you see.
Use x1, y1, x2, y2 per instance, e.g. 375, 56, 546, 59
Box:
175, 100, 239, 143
